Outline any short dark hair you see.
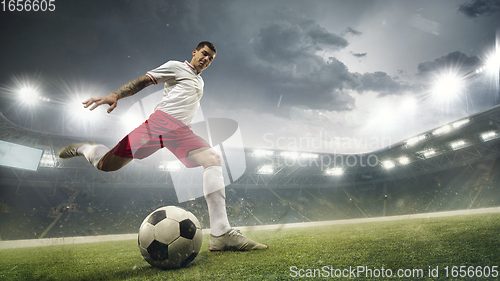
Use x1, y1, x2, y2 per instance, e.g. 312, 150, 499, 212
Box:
196, 41, 216, 53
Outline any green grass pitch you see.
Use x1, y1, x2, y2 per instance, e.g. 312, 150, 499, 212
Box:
1, 213, 499, 280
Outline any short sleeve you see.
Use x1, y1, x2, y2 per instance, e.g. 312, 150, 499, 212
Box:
146, 61, 177, 85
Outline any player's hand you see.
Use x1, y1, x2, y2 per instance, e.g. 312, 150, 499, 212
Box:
82, 93, 119, 114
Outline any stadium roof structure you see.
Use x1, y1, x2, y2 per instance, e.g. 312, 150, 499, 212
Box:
2, 105, 500, 191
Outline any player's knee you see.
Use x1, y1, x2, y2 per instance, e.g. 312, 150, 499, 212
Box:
208, 151, 221, 167
199, 150, 221, 168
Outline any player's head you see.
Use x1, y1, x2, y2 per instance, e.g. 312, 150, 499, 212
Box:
196, 41, 216, 54
191, 41, 216, 73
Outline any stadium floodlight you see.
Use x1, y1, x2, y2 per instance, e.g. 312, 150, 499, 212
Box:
485, 52, 500, 72
418, 148, 437, 159
300, 152, 319, 159
432, 72, 463, 100
424, 150, 436, 157
452, 119, 470, 129
326, 167, 343, 176
450, 140, 466, 150
19, 86, 39, 105
39, 150, 56, 168
398, 157, 410, 165
406, 135, 426, 146
258, 165, 274, 174
280, 151, 299, 159
433, 125, 451, 136
481, 131, 498, 142
166, 162, 182, 171
382, 160, 395, 169
157, 161, 182, 172
253, 149, 274, 157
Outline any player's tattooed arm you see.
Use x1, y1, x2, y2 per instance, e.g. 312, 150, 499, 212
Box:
112, 75, 154, 100
82, 75, 153, 114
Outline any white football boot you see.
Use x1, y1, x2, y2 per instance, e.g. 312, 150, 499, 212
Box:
58, 142, 96, 159
209, 229, 267, 251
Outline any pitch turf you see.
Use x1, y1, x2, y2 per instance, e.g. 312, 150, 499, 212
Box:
1, 213, 499, 280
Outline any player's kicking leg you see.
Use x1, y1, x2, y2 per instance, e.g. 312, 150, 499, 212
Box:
187, 147, 267, 251
58, 142, 132, 171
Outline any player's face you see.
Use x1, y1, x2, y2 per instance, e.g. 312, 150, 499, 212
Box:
191, 46, 216, 73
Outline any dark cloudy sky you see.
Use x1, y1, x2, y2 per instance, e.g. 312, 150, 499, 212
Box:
1, 0, 499, 153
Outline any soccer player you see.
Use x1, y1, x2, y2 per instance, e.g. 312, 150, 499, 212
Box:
59, 41, 266, 251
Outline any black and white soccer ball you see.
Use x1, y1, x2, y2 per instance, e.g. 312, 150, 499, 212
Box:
138, 206, 203, 269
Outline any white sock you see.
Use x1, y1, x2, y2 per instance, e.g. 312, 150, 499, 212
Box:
77, 144, 109, 168
203, 166, 231, 236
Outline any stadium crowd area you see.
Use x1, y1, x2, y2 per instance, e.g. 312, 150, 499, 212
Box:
1, 159, 500, 240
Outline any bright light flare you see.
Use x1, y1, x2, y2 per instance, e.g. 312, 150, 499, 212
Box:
326, 167, 343, 176
158, 161, 182, 172
258, 165, 274, 174
300, 152, 319, 159
68, 96, 98, 122
485, 52, 500, 72
418, 148, 437, 158
450, 140, 466, 150
398, 157, 410, 165
382, 160, 395, 169
433, 125, 451, 136
19, 86, 39, 104
432, 72, 464, 100
39, 150, 57, 167
406, 135, 426, 146
253, 149, 274, 157
280, 151, 299, 159
452, 119, 470, 128
481, 131, 498, 142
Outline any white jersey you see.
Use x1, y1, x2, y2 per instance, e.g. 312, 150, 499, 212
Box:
146, 60, 203, 126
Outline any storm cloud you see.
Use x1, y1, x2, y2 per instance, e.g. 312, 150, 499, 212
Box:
459, 0, 500, 18
417, 51, 482, 77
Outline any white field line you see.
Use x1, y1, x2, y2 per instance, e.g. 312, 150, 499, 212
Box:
1, 207, 499, 250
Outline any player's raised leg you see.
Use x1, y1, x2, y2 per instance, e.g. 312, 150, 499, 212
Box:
187, 147, 267, 251
58, 142, 132, 172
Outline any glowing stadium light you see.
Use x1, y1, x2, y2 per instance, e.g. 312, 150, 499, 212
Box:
326, 167, 343, 176
433, 125, 451, 136
382, 160, 395, 169
19, 86, 39, 104
424, 150, 436, 157
485, 52, 500, 72
450, 140, 466, 150
452, 118, 470, 129
166, 162, 182, 171
300, 152, 319, 159
418, 148, 437, 159
280, 151, 299, 159
398, 157, 410, 165
258, 165, 274, 174
157, 161, 182, 172
39, 150, 56, 168
406, 135, 426, 146
481, 131, 498, 142
432, 72, 463, 100
253, 149, 274, 157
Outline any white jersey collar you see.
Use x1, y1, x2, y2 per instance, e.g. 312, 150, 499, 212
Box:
184, 61, 199, 75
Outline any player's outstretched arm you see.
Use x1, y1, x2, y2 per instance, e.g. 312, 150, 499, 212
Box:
83, 75, 153, 113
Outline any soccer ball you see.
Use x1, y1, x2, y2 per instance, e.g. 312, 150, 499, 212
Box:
138, 206, 203, 269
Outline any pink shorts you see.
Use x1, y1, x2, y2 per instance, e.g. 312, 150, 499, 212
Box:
109, 110, 211, 168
